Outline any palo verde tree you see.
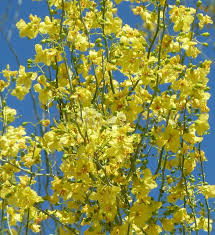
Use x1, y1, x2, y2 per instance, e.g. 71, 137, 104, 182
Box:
0, 0, 215, 234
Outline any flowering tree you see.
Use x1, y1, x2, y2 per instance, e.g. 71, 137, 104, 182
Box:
0, 0, 215, 234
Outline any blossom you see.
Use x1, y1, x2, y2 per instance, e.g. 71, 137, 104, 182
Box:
16, 14, 40, 39
199, 185, 215, 198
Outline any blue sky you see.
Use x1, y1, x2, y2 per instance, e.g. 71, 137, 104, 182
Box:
0, 0, 215, 234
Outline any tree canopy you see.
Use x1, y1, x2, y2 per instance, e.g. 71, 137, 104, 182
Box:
0, 0, 215, 234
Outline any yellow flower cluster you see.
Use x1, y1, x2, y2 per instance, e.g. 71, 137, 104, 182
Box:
0, 0, 214, 234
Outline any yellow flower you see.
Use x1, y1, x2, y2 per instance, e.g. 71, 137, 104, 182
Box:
19, 175, 36, 186
104, 16, 122, 35
167, 181, 187, 203
132, 169, 157, 201
183, 124, 203, 144
74, 34, 90, 52
70, 87, 93, 107
181, 38, 200, 58
169, 6, 195, 32
42, 130, 63, 152
11, 65, 37, 100
195, 113, 209, 136
39, 16, 60, 39
16, 14, 41, 39
7, 186, 43, 209
132, 7, 156, 31
129, 201, 162, 228
198, 13, 213, 30
35, 44, 62, 66
30, 224, 41, 233
11, 86, 29, 100
162, 218, 174, 232
1, 106, 16, 123
145, 224, 162, 235
173, 208, 190, 224
6, 206, 21, 226
163, 125, 180, 153
195, 217, 212, 231
34, 83, 53, 105
199, 185, 215, 198
183, 157, 196, 175
2, 64, 18, 80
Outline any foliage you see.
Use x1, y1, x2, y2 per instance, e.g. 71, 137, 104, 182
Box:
0, 0, 214, 234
